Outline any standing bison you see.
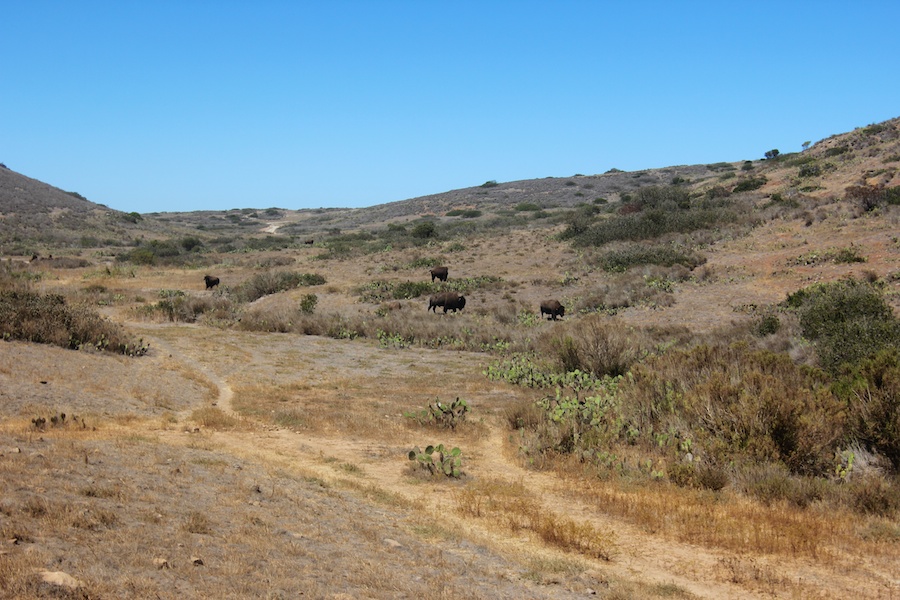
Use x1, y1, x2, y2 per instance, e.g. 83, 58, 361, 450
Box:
430, 266, 449, 282
204, 275, 220, 290
540, 299, 565, 320
428, 291, 466, 313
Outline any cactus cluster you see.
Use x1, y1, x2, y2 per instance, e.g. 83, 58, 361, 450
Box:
404, 397, 469, 429
428, 397, 468, 429
408, 444, 463, 478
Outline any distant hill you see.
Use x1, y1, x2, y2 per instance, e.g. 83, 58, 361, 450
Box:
150, 115, 900, 235
3, 116, 898, 253
0, 165, 178, 254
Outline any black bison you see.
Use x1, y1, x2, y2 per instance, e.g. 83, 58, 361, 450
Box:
304, 239, 314, 245
204, 275, 220, 290
428, 291, 466, 313
540, 299, 565, 320
430, 266, 449, 282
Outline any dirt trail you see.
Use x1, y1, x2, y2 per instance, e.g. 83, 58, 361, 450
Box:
129, 324, 897, 600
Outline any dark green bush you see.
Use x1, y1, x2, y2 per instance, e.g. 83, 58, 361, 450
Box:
755, 313, 781, 336
786, 279, 899, 372
597, 244, 706, 272
558, 185, 743, 248
885, 187, 900, 205
392, 281, 436, 300
824, 146, 850, 157
733, 177, 768, 193
798, 164, 821, 178
411, 222, 437, 239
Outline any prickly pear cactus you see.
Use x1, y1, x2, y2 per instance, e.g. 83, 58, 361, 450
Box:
408, 444, 463, 478
428, 397, 468, 429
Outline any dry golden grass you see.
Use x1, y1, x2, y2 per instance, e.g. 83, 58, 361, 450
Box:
455, 477, 616, 561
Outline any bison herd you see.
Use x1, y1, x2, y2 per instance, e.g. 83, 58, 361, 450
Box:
424, 266, 563, 321
201, 265, 566, 321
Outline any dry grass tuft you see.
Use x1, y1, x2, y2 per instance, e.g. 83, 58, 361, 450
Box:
455, 477, 615, 560
190, 407, 241, 430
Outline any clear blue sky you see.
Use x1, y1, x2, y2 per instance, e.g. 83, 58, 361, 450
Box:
2, 1, 898, 214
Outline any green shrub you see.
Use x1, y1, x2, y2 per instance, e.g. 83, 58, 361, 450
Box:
622, 344, 844, 476
824, 146, 850, 157
798, 164, 821, 178
299, 294, 318, 314
791, 246, 866, 266
357, 280, 440, 303
863, 123, 889, 136
120, 247, 157, 265
411, 222, 437, 239
233, 271, 326, 303
885, 187, 900, 205
180, 236, 203, 251
597, 244, 706, 272
786, 279, 899, 371
755, 313, 781, 336
559, 185, 737, 247
405, 257, 442, 269
392, 281, 435, 299
834, 350, 900, 471
732, 177, 767, 193
0, 290, 148, 355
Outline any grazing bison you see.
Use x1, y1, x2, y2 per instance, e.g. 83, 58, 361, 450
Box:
428, 291, 466, 313
540, 299, 565, 320
204, 275, 220, 290
430, 266, 449, 282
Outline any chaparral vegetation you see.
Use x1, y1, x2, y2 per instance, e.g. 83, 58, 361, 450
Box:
1, 117, 899, 599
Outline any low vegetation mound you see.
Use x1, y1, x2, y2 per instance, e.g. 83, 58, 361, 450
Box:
0, 289, 148, 356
